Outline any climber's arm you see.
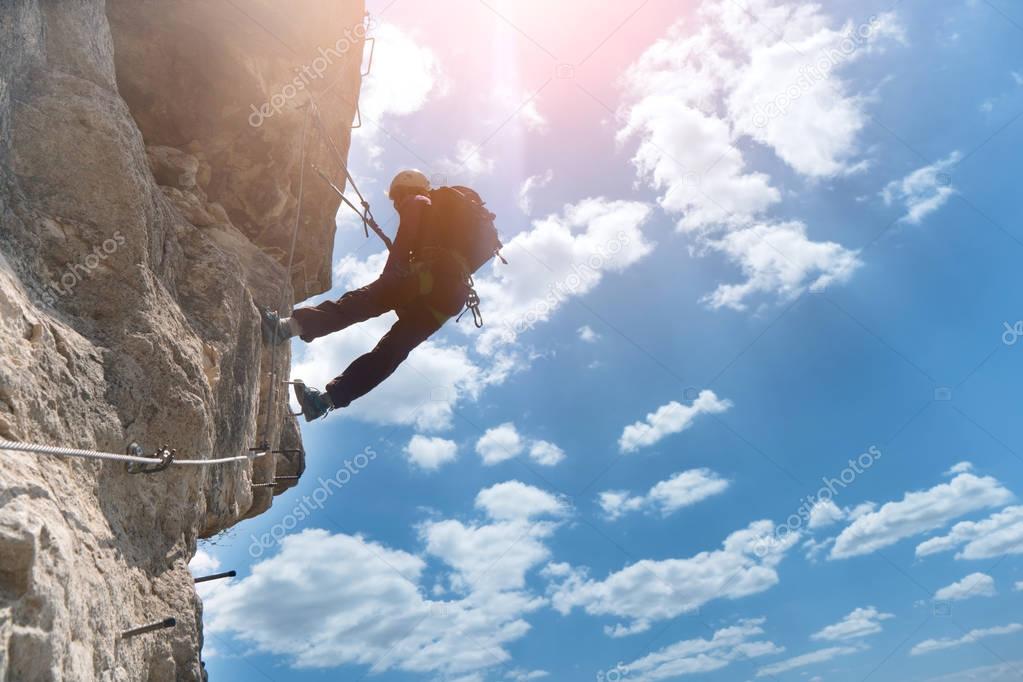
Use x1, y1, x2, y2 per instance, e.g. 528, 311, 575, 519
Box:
383, 194, 431, 276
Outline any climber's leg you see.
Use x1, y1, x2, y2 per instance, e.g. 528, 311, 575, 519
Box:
324, 305, 445, 409
289, 273, 420, 343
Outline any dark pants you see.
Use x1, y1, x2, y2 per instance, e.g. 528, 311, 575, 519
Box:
291, 267, 466, 408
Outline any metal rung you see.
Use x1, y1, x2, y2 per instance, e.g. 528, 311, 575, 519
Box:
122, 618, 176, 639
194, 570, 236, 584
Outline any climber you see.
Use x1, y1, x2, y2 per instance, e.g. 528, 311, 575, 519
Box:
261, 169, 504, 421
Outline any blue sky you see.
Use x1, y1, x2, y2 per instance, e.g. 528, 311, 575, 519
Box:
193, 1, 1023, 680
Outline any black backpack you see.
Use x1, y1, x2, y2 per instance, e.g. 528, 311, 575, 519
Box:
423, 186, 505, 274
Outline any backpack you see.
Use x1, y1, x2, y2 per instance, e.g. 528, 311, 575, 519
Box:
422, 186, 505, 274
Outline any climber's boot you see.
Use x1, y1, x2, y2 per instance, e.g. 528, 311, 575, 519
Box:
259, 306, 292, 346
289, 381, 333, 422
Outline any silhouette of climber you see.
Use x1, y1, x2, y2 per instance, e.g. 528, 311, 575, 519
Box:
262, 169, 497, 421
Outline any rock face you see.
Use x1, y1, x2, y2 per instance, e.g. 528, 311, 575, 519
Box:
0, 1, 364, 679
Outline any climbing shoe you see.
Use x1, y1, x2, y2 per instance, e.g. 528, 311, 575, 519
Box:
290, 381, 333, 422
259, 306, 292, 345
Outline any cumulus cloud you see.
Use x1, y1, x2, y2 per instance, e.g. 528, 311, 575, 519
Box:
811, 607, 894, 641
518, 170, 554, 215
618, 389, 732, 453
700, 221, 862, 311
829, 471, 1013, 559
474, 481, 567, 521
189, 549, 220, 576
475, 423, 525, 465
910, 624, 1023, 656
599, 468, 730, 520
621, 619, 783, 681
528, 440, 566, 466
206, 481, 567, 679
405, 435, 458, 471
756, 645, 862, 677
808, 499, 848, 529
475, 423, 567, 467
435, 139, 496, 179
545, 520, 799, 635
882, 152, 962, 224
916, 506, 1023, 560
934, 573, 996, 602
619, 0, 893, 309
472, 197, 654, 353
358, 22, 447, 156
577, 325, 599, 343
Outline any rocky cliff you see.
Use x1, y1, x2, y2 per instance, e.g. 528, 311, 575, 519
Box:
0, 1, 365, 679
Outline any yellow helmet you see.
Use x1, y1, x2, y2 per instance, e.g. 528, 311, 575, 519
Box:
388, 169, 431, 200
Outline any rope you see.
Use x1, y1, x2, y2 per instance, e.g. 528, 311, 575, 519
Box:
260, 102, 313, 447
0, 440, 270, 466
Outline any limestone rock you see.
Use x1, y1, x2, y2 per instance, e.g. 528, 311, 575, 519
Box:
0, 0, 365, 678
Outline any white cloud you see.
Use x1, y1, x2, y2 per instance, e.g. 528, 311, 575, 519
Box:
206, 482, 567, 679
546, 520, 799, 634
619, 0, 892, 309
911, 624, 1023, 656
435, 139, 496, 180
934, 573, 996, 602
700, 221, 862, 310
358, 23, 447, 156
504, 669, 549, 681
829, 471, 1013, 559
405, 435, 458, 471
808, 499, 847, 529
916, 506, 1023, 560
881, 152, 962, 224
917, 661, 1023, 682
756, 645, 861, 677
476, 423, 525, 465
811, 607, 894, 641
472, 197, 654, 353
599, 468, 730, 520
947, 461, 974, 475
475, 423, 566, 467
577, 325, 599, 343
518, 170, 554, 215
1013, 71, 1023, 86
727, 10, 904, 177
528, 440, 566, 466
474, 481, 567, 521
621, 619, 783, 681
619, 389, 732, 453
519, 97, 549, 134
1016, 581, 1023, 592
189, 549, 221, 576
